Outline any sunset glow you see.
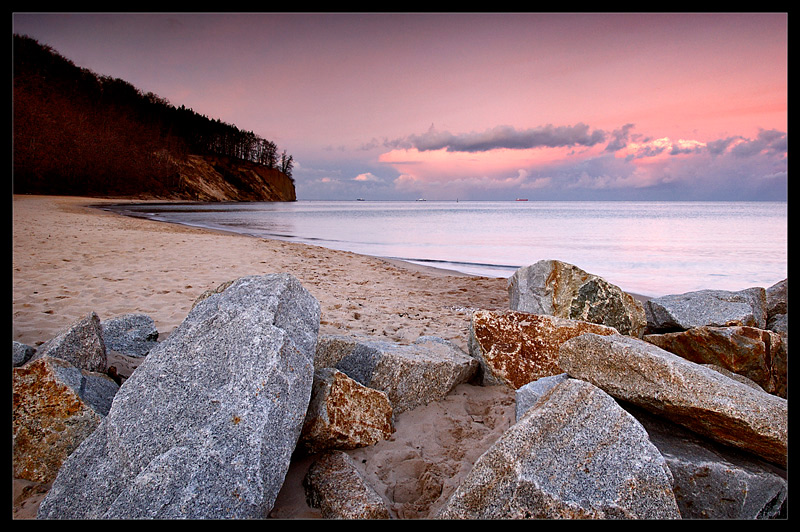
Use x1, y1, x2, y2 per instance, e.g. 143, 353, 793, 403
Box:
13, 12, 787, 201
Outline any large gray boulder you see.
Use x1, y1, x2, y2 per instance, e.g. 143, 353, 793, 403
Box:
37, 273, 320, 519
438, 377, 680, 519
316, 335, 478, 414
508, 260, 646, 337
515, 374, 787, 519
558, 333, 788, 467
644, 287, 767, 333
630, 406, 787, 519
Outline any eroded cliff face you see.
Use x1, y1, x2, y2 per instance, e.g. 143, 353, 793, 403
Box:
177, 154, 296, 202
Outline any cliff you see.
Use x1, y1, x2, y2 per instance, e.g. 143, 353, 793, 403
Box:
177, 154, 296, 202
13, 34, 296, 202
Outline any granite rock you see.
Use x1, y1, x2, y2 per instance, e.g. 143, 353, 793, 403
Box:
644, 325, 787, 398
438, 377, 680, 519
13, 340, 35, 367
37, 273, 320, 519
316, 335, 478, 414
30, 312, 107, 373
558, 333, 788, 467
468, 310, 617, 389
507, 259, 646, 337
100, 313, 159, 357
13, 356, 119, 483
765, 278, 787, 317
514, 372, 569, 422
300, 368, 394, 454
629, 406, 787, 519
303, 450, 392, 519
644, 287, 767, 333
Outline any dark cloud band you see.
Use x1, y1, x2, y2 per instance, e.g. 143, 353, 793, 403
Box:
405, 123, 607, 153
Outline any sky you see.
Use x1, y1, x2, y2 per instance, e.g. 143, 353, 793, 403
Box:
13, 12, 788, 201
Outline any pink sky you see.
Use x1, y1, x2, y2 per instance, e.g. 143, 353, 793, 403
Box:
13, 13, 787, 200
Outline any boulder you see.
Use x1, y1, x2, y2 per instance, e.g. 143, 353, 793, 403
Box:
644, 287, 767, 333
316, 335, 478, 414
644, 326, 787, 398
300, 368, 394, 454
37, 273, 320, 519
629, 406, 787, 519
765, 278, 787, 317
508, 259, 646, 337
30, 312, 107, 373
468, 310, 617, 389
13, 356, 119, 483
765, 279, 788, 341
303, 450, 392, 519
13, 340, 35, 367
558, 333, 788, 467
438, 377, 680, 519
100, 313, 159, 357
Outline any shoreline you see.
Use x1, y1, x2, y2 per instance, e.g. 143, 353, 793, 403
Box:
13, 195, 652, 350
11, 194, 649, 519
12, 194, 511, 350
90, 197, 653, 300
12, 194, 518, 519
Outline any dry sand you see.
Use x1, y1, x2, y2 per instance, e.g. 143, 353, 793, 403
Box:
12, 194, 516, 519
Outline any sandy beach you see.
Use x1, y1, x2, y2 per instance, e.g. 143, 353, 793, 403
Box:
12, 194, 517, 519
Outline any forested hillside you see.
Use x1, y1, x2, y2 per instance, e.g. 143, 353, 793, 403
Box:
13, 34, 296, 201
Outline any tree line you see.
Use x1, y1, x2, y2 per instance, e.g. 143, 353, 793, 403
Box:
13, 34, 293, 197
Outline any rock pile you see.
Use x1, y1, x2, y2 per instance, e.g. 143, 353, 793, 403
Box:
13, 263, 787, 519
13, 312, 119, 484
643, 286, 787, 398
33, 274, 321, 519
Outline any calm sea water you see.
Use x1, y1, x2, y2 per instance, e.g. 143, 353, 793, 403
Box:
104, 200, 788, 298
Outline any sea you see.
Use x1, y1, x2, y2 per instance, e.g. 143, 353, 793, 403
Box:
103, 200, 788, 298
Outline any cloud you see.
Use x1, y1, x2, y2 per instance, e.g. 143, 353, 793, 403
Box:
353, 172, 381, 182
378, 124, 788, 200
729, 128, 787, 157
396, 123, 608, 153
604, 123, 636, 152
296, 124, 787, 201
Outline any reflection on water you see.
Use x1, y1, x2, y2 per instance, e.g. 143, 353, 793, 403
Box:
102, 200, 788, 297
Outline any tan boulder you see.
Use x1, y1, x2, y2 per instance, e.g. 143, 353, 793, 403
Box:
468, 310, 617, 389
300, 368, 394, 454
304, 450, 392, 519
644, 326, 787, 398
13, 357, 118, 482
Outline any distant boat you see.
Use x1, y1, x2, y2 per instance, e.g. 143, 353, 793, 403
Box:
516, 198, 529, 201
416, 198, 426, 201
356, 198, 365, 201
